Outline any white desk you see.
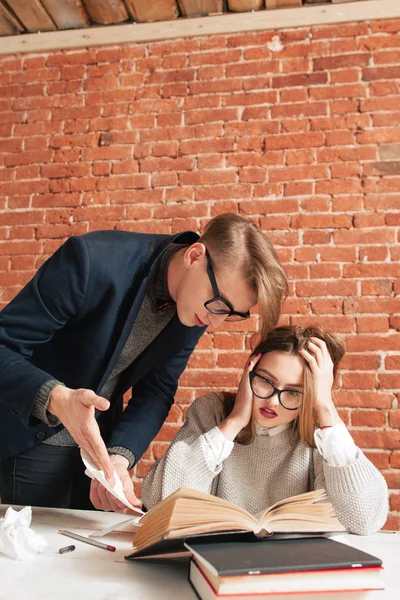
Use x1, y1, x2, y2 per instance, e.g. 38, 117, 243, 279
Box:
0, 505, 399, 600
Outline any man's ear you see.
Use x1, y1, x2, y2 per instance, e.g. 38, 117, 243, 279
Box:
183, 243, 207, 269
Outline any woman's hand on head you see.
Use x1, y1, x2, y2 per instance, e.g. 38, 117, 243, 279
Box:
299, 337, 341, 427
218, 352, 262, 441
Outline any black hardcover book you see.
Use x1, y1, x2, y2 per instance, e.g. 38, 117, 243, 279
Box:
185, 536, 382, 577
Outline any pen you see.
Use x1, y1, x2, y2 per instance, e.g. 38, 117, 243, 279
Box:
58, 529, 116, 552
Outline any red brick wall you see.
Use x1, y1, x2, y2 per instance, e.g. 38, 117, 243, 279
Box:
1, 18, 399, 527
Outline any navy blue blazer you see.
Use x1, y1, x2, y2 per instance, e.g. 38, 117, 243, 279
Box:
0, 230, 205, 462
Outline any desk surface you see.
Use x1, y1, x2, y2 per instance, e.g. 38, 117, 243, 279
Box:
0, 505, 399, 600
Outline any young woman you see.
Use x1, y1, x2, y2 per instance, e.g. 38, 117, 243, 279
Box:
142, 326, 388, 535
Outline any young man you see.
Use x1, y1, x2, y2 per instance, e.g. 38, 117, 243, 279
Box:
0, 214, 287, 511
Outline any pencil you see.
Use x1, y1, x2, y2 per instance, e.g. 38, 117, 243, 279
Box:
58, 529, 116, 552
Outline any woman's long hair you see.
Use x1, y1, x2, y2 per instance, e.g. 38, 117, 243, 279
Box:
221, 325, 345, 447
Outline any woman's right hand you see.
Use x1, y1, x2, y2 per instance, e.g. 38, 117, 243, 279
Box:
218, 352, 261, 441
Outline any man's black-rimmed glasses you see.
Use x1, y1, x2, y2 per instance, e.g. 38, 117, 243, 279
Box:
204, 250, 251, 322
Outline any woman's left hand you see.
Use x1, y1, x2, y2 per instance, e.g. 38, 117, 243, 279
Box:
299, 337, 341, 427
218, 352, 262, 441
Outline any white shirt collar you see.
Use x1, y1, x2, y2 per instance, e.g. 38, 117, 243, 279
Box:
255, 422, 291, 437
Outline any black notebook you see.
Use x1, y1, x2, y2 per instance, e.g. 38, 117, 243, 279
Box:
185, 536, 382, 577
186, 537, 384, 598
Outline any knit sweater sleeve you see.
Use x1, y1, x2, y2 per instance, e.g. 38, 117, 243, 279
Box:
141, 392, 225, 510
312, 448, 389, 535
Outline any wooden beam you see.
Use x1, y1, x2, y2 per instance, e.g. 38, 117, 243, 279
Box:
84, 0, 128, 25
228, 0, 263, 10
0, 0, 399, 56
266, 0, 301, 7
126, 0, 180, 23
0, 2, 24, 35
5, 0, 56, 32
178, 0, 223, 18
40, 0, 89, 29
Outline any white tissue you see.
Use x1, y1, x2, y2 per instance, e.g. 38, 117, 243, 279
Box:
0, 506, 48, 560
80, 449, 143, 515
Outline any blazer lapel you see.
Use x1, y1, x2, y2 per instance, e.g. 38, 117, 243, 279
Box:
95, 229, 200, 395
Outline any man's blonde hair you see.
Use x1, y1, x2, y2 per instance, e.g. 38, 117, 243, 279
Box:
199, 213, 288, 337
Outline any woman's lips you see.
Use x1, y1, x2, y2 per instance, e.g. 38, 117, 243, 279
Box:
194, 314, 206, 327
259, 407, 278, 419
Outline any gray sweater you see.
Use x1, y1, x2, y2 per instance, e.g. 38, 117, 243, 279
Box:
142, 392, 389, 536
37, 293, 175, 467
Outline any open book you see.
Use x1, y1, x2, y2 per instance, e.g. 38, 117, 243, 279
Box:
125, 486, 346, 559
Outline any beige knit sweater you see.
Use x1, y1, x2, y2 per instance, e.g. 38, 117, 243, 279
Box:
142, 393, 389, 536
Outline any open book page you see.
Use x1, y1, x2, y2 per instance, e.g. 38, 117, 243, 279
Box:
168, 498, 258, 532
255, 489, 326, 521
255, 490, 345, 534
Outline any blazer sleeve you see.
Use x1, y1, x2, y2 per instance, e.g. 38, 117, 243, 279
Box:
106, 332, 203, 464
0, 236, 89, 426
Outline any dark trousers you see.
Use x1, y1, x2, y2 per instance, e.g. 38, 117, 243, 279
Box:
0, 443, 94, 509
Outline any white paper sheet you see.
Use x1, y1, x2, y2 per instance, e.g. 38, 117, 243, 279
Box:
89, 516, 142, 538
80, 449, 144, 515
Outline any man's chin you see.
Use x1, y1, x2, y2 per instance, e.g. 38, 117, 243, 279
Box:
176, 308, 207, 328
194, 313, 208, 328
176, 309, 195, 327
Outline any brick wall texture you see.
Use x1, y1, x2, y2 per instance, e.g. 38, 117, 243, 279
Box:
0, 18, 399, 528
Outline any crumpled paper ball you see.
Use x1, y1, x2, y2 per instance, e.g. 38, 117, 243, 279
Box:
0, 506, 48, 560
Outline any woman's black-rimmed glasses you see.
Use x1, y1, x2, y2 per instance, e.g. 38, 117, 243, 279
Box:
249, 370, 303, 410
204, 250, 251, 322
